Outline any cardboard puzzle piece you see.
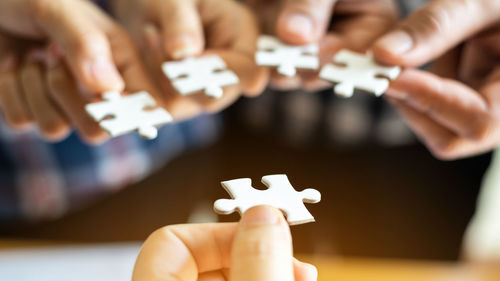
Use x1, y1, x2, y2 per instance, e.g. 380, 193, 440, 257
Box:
214, 174, 321, 225
162, 55, 239, 99
255, 35, 319, 77
85, 91, 173, 140
319, 49, 401, 98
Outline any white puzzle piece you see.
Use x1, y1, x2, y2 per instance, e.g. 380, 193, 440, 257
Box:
85, 91, 173, 140
319, 49, 401, 98
214, 174, 321, 225
162, 55, 239, 99
255, 35, 319, 77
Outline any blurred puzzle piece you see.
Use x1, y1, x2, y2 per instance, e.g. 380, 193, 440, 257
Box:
320, 49, 401, 98
162, 55, 239, 99
255, 35, 319, 77
85, 91, 172, 140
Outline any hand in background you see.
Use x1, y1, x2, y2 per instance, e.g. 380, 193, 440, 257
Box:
0, 0, 160, 143
374, 0, 500, 160
246, 0, 399, 91
113, 0, 269, 121
132, 206, 317, 281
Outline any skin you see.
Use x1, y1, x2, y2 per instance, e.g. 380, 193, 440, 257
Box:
0, 0, 160, 143
132, 206, 318, 281
112, 0, 269, 121
372, 0, 500, 160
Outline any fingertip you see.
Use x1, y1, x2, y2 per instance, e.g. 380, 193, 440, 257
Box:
372, 30, 414, 66
83, 56, 125, 92
166, 35, 201, 60
240, 206, 285, 227
276, 13, 316, 45
40, 122, 71, 142
294, 260, 318, 281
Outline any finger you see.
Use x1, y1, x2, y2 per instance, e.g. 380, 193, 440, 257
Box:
20, 52, 70, 141
293, 259, 318, 281
33, 0, 124, 92
0, 55, 33, 129
199, 1, 269, 95
152, 0, 203, 59
373, 0, 500, 66
276, 0, 337, 44
231, 206, 294, 281
387, 97, 463, 160
332, 0, 398, 51
198, 270, 228, 281
132, 223, 237, 281
45, 52, 108, 144
387, 69, 490, 140
140, 24, 204, 121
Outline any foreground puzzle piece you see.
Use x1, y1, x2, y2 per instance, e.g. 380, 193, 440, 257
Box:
319, 49, 401, 98
85, 91, 173, 140
214, 174, 321, 225
255, 35, 319, 77
162, 55, 239, 99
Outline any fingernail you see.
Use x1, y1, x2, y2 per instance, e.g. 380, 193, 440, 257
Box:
241, 206, 281, 226
88, 56, 125, 91
284, 13, 314, 41
376, 30, 414, 56
171, 35, 199, 60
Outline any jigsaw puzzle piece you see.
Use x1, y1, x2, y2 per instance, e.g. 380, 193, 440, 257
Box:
214, 174, 321, 225
319, 49, 401, 98
255, 35, 319, 77
85, 91, 173, 140
162, 55, 239, 99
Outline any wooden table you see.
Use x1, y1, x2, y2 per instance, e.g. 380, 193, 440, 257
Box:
1, 240, 499, 281
305, 257, 500, 281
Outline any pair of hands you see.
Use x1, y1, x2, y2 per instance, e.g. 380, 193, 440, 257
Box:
1, 0, 500, 161
0, 0, 267, 143
0, 0, 399, 144
132, 206, 317, 281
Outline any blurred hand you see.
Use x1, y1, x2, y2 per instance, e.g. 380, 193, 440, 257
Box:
132, 206, 317, 281
112, 0, 269, 121
246, 0, 399, 90
373, 0, 500, 160
0, 0, 160, 143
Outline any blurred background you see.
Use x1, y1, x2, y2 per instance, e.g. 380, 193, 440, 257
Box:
0, 89, 491, 261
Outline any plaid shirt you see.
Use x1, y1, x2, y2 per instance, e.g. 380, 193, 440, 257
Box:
0, 114, 221, 223
0, 0, 221, 223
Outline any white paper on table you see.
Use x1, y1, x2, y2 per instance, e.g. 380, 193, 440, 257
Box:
0, 243, 142, 281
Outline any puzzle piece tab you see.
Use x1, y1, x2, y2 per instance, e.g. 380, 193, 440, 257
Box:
319, 49, 401, 98
255, 35, 319, 77
85, 91, 173, 140
162, 55, 239, 99
214, 174, 321, 225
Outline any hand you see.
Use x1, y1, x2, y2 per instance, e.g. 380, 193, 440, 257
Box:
132, 206, 318, 281
112, 0, 269, 121
0, 0, 161, 143
246, 0, 399, 90
373, 0, 500, 160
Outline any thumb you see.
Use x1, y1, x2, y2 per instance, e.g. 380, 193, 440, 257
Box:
231, 206, 294, 281
276, 0, 337, 44
35, 1, 124, 92
373, 0, 500, 67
